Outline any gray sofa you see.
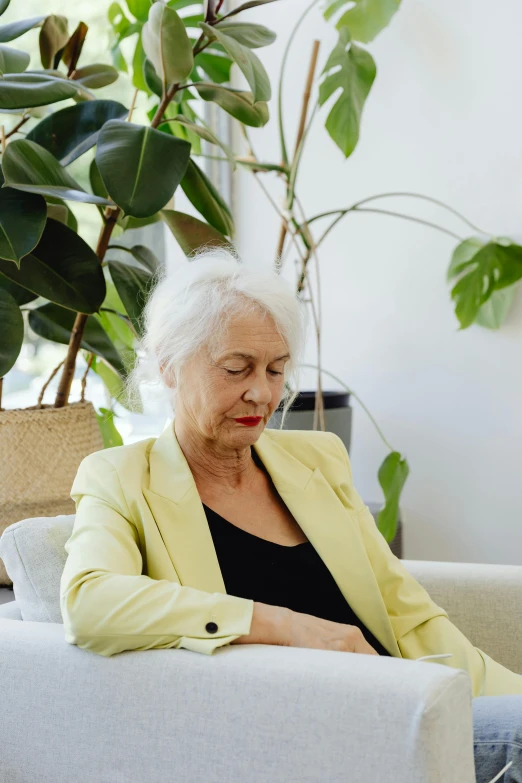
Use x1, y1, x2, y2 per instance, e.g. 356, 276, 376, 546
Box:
1, 514, 522, 783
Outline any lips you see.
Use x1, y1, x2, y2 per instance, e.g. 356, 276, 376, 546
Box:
235, 417, 263, 426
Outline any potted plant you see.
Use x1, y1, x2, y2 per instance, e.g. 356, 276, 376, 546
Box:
2, 0, 521, 577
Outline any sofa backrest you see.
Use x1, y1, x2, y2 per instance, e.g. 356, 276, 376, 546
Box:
0, 515, 75, 622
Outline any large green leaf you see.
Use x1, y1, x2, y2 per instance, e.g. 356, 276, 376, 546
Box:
131, 33, 149, 93
199, 21, 270, 102
95, 406, 124, 449
127, 0, 153, 22
318, 28, 376, 158
95, 120, 191, 218
195, 82, 269, 127
0, 72, 78, 109
324, 0, 401, 44
90, 353, 140, 413
0, 271, 37, 305
180, 158, 234, 237
0, 187, 46, 265
0, 218, 106, 313
26, 100, 128, 166
0, 286, 23, 376
0, 1, 11, 17
0, 44, 30, 75
107, 259, 154, 336
143, 57, 163, 98
142, 3, 193, 86
2, 138, 112, 205
474, 286, 517, 330
213, 20, 276, 48
195, 51, 232, 83
0, 16, 44, 44
161, 208, 233, 255
72, 64, 119, 88
447, 239, 522, 329
376, 451, 409, 543
89, 158, 109, 200
107, 243, 161, 274
108, 2, 132, 36
127, 0, 154, 22
39, 14, 68, 69
29, 302, 125, 375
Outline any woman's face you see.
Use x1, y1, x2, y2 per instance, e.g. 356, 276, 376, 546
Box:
175, 310, 290, 448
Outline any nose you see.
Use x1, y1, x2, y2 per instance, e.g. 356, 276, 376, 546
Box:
243, 370, 272, 406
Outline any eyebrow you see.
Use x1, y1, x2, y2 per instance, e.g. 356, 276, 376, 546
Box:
220, 352, 290, 362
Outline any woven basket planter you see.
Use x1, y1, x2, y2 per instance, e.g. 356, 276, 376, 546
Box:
0, 391, 103, 586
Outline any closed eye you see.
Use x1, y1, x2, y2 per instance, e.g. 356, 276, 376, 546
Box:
225, 369, 282, 376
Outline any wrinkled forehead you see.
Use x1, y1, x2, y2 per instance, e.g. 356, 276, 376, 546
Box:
206, 308, 289, 358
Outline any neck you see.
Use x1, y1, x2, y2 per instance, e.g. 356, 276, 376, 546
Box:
173, 417, 258, 493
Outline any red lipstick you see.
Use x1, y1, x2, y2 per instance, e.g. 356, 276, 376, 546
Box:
235, 417, 263, 426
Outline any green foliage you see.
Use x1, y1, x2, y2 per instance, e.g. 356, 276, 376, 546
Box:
28, 302, 125, 375
0, 218, 106, 312
0, 187, 46, 263
0, 43, 29, 74
161, 209, 233, 255
0, 0, 516, 520
323, 0, 401, 43
3, 138, 112, 204
447, 238, 522, 329
95, 120, 191, 217
142, 3, 193, 86
26, 100, 128, 166
318, 27, 376, 158
0, 286, 23, 375
180, 158, 234, 237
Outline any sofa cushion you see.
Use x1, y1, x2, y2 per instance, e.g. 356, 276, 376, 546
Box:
0, 515, 74, 622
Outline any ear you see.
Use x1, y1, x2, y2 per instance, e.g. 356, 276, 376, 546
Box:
159, 361, 176, 388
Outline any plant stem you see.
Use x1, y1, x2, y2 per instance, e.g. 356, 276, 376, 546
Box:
313, 205, 463, 249
277, 0, 321, 168
4, 114, 30, 139
298, 363, 395, 452
351, 191, 489, 234
276, 38, 321, 266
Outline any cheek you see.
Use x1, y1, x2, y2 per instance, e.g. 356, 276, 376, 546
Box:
202, 377, 238, 413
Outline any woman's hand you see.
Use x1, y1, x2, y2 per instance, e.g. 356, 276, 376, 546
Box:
231, 602, 379, 655
282, 607, 380, 655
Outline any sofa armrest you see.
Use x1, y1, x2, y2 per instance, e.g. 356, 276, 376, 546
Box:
0, 618, 475, 783
0, 599, 21, 620
402, 559, 522, 674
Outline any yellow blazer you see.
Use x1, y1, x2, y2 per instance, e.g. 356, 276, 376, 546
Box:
60, 421, 522, 697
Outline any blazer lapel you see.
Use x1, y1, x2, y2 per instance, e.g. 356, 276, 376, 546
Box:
143, 420, 400, 657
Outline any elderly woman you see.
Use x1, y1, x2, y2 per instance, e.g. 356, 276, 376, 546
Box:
61, 249, 521, 778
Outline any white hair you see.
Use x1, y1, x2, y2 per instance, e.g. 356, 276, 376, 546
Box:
124, 245, 308, 426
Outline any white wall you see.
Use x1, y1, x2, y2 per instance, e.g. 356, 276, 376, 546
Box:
227, 0, 522, 564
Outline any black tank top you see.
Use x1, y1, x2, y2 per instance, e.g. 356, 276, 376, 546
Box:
203, 502, 392, 657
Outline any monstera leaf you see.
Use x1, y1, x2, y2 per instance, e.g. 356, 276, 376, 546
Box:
318, 27, 376, 158
323, 0, 401, 43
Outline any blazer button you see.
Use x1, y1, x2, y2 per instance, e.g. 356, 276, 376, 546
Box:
205, 622, 218, 634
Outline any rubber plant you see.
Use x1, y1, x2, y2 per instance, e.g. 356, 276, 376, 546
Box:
0, 0, 272, 448
105, 0, 522, 542
3, 1, 520, 542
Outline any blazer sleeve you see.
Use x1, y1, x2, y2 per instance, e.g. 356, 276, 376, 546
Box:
60, 452, 254, 658
329, 433, 522, 698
